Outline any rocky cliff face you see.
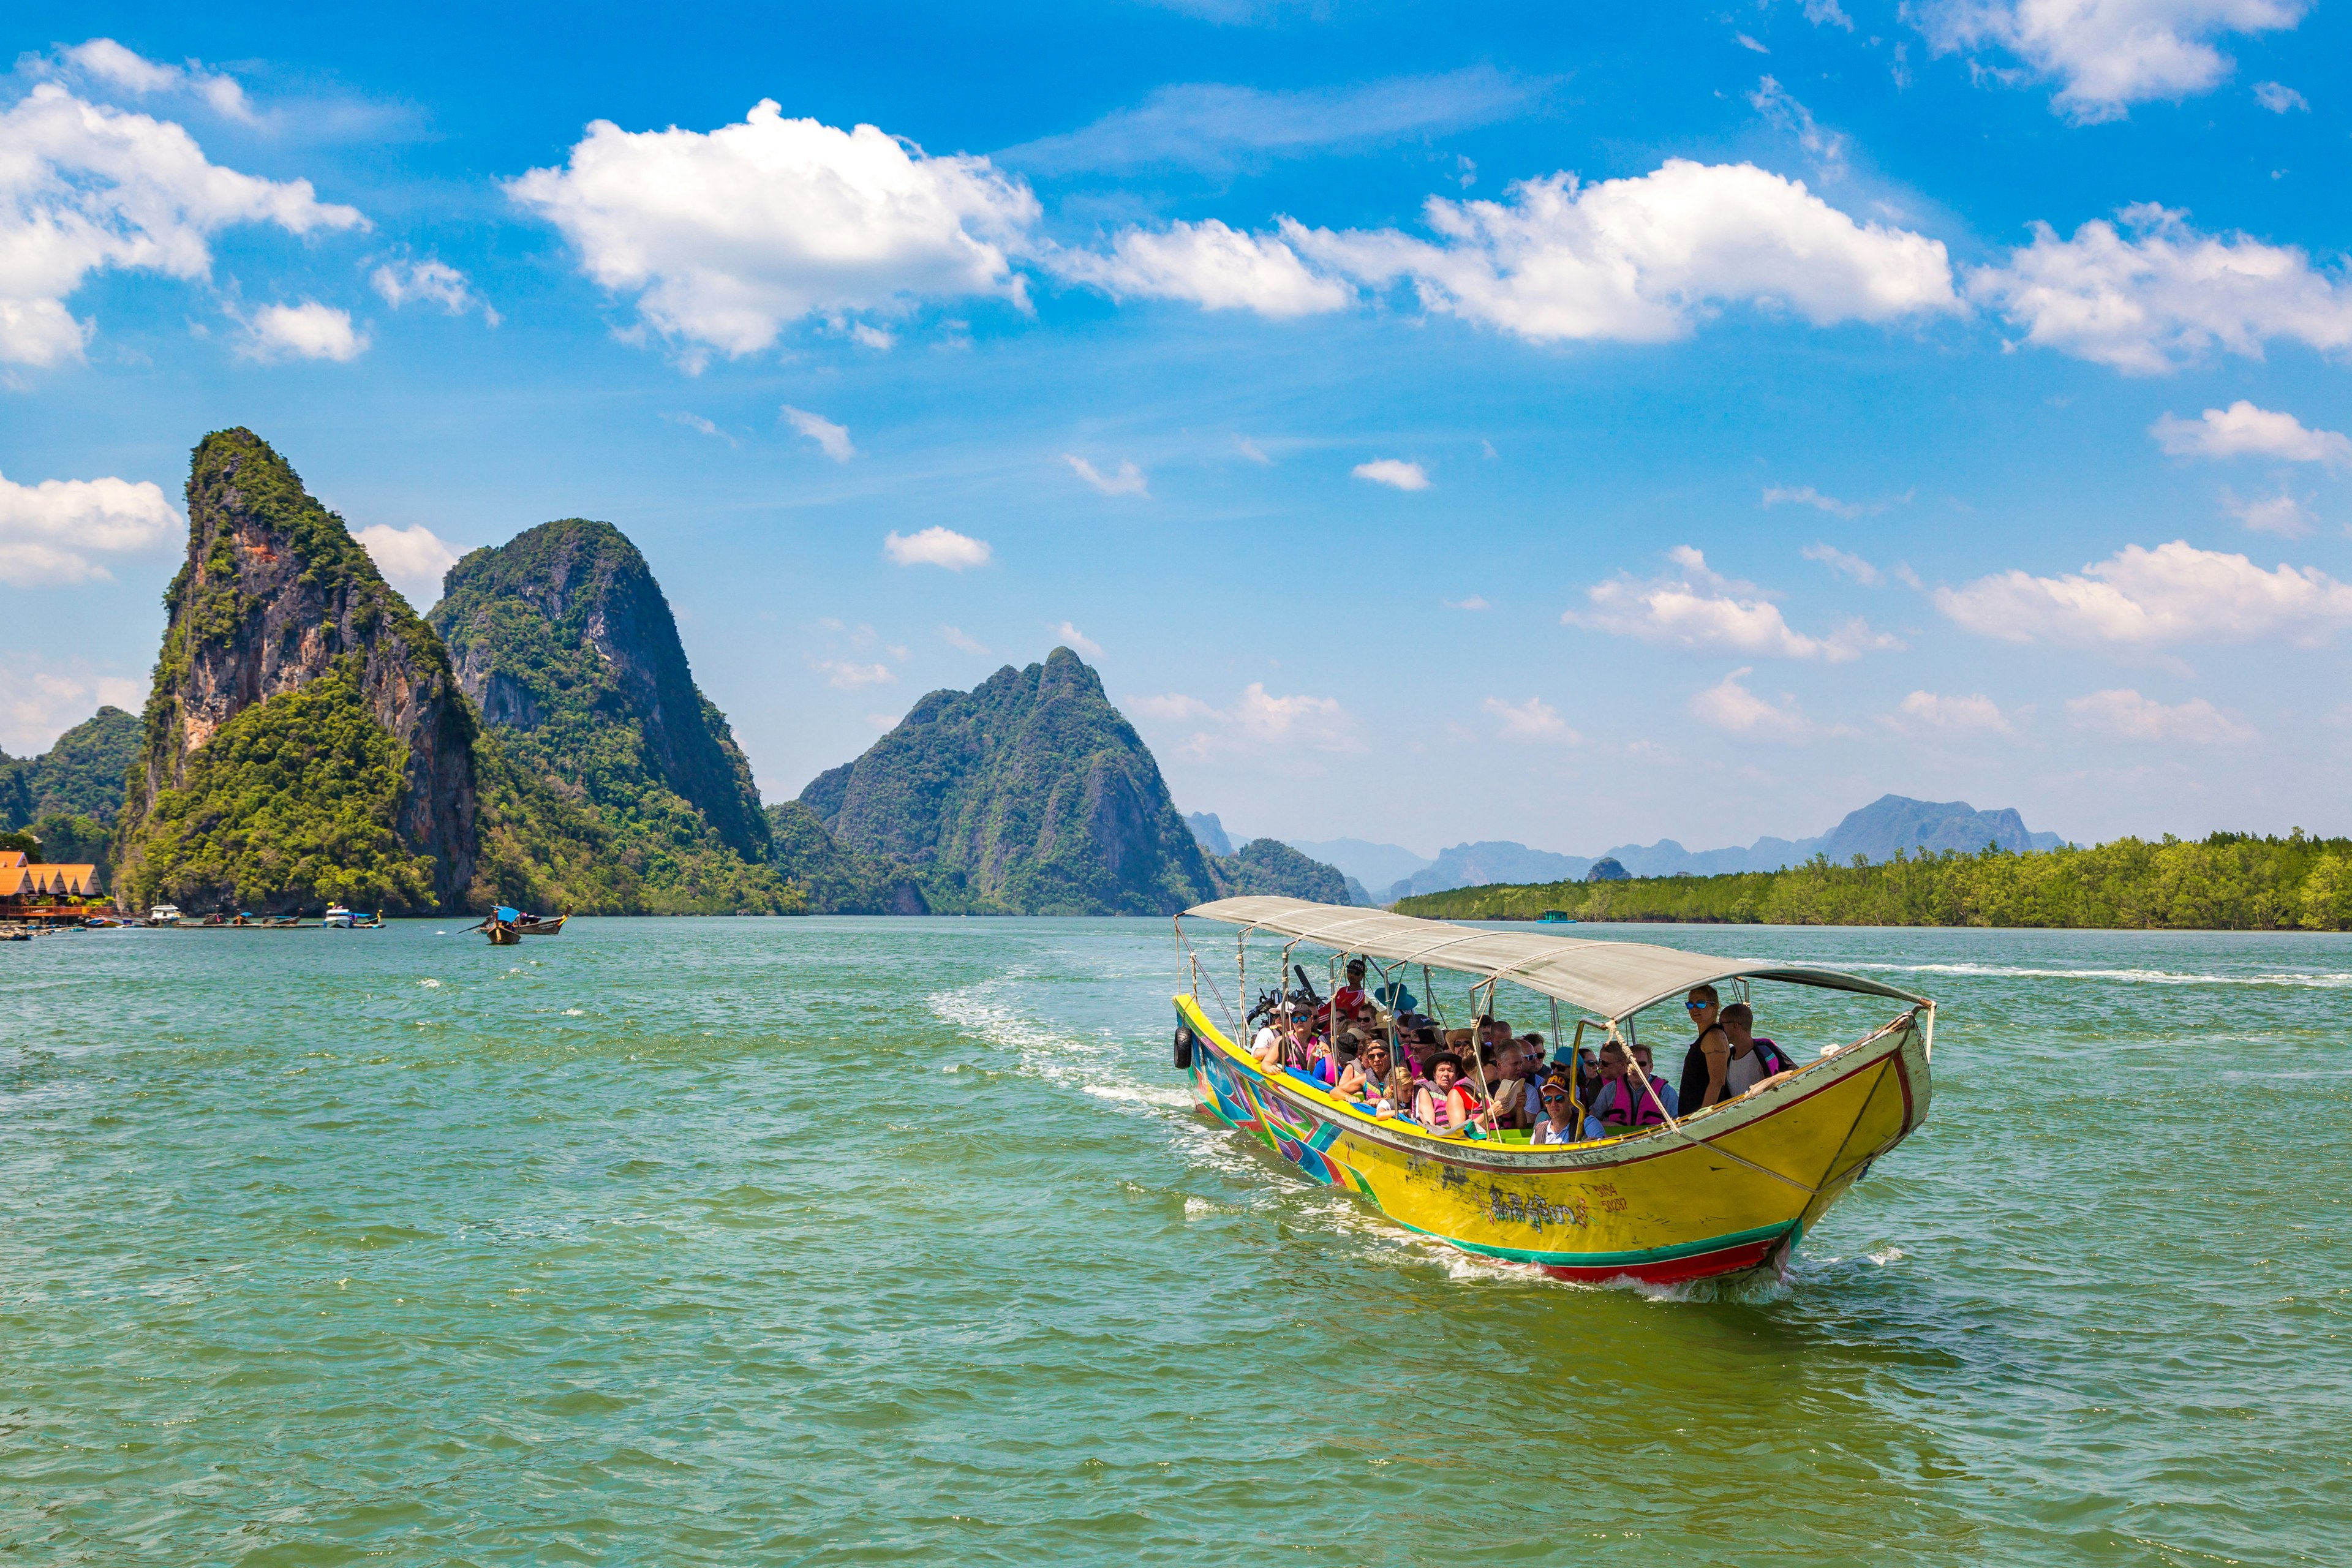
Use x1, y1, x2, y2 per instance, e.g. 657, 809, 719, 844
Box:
116, 429, 481, 912
801, 648, 1217, 915
429, 518, 786, 913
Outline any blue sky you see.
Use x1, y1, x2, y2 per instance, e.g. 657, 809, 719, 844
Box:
5, 1, 2350, 856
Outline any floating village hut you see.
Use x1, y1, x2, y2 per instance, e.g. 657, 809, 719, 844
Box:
0, 850, 104, 924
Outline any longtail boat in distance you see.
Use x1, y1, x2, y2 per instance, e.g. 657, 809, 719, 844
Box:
1172, 897, 1934, 1287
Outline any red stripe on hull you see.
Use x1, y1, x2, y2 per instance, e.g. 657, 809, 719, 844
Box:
1536, 1233, 1785, 1286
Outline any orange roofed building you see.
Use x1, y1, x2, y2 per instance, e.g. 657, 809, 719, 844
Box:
0, 850, 104, 918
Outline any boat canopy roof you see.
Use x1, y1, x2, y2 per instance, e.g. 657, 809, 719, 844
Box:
1180, 896, 1929, 1021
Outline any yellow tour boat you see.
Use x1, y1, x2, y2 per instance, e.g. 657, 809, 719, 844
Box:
1172, 897, 1934, 1286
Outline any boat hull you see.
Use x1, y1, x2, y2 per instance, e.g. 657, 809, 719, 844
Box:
1177, 995, 1930, 1286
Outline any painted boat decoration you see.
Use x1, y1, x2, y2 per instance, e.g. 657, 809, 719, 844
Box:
1172, 897, 1934, 1287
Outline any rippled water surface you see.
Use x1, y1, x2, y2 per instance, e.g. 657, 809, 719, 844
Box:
2, 918, 2345, 1565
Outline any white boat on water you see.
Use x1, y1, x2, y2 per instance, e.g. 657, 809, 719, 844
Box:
149, 904, 182, 926
324, 905, 355, 928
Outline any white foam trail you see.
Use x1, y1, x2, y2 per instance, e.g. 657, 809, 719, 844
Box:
1842, 960, 2352, 988
1083, 1084, 1194, 1109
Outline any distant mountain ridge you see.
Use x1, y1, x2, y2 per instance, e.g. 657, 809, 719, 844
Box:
1283, 836, 1433, 892
1185, 812, 1234, 857
1381, 795, 2067, 900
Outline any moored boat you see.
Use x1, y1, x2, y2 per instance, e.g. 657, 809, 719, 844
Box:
1172, 897, 1934, 1287
323, 905, 355, 929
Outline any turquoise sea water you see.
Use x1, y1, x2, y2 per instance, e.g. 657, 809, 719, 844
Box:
2, 917, 2345, 1565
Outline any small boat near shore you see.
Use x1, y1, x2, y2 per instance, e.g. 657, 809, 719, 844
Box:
1172, 897, 1934, 1287
469, 906, 564, 944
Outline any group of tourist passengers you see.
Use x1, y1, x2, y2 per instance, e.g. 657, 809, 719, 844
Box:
1247, 959, 1798, 1142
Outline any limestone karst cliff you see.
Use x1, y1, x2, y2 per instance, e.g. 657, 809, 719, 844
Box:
429, 518, 789, 913
113, 429, 612, 914
799, 649, 1218, 915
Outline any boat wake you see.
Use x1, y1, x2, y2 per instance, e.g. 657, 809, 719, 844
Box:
1843, 960, 2352, 988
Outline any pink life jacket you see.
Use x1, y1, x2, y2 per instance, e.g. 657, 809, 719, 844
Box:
1419, 1082, 1479, 1131
1604, 1074, 1667, 1127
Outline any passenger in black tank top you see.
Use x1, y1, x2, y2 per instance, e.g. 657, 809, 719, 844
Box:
1676, 984, 1733, 1113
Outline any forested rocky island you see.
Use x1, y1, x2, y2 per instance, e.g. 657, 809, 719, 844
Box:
70, 427, 1354, 917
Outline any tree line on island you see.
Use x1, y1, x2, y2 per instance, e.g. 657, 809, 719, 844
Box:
12, 426, 2341, 930
9, 427, 1352, 918
1395, 832, 2352, 932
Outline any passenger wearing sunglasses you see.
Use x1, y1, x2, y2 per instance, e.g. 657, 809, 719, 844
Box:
1531, 1075, 1581, 1145
1676, 984, 1736, 1114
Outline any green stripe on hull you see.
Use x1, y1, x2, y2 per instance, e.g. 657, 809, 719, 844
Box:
1385, 1215, 1801, 1271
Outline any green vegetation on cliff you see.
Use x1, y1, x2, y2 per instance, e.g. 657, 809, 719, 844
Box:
3, 706, 142, 880
802, 649, 1216, 915
124, 658, 439, 911
115, 428, 611, 914
1210, 838, 1352, 903
431, 519, 790, 914
2, 707, 141, 829
763, 802, 913, 914
1396, 832, 2352, 931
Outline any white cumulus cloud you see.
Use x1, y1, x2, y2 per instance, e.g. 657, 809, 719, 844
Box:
2252, 80, 2308, 111
371, 258, 497, 324
1484, 695, 1580, 744
2067, 687, 2254, 744
506, 102, 1040, 364
239, 301, 368, 362
1052, 621, 1104, 658
1688, 668, 1816, 743
0, 660, 145, 754
1286, 159, 1958, 344
816, 660, 894, 688
1354, 459, 1429, 491
1766, 484, 1864, 518
1054, 219, 1351, 316
883, 526, 990, 570
2152, 401, 2351, 466
940, 625, 989, 654
2219, 488, 2313, 537
61, 37, 257, 123
782, 405, 856, 462
1065, 456, 1148, 496
1803, 542, 1883, 585
1567, 545, 1898, 662
1969, 205, 2352, 374
1913, 0, 2310, 121
0, 85, 366, 367
1935, 539, 2352, 646
1129, 682, 1364, 758
1888, 690, 2017, 736
353, 522, 463, 606
0, 468, 180, 584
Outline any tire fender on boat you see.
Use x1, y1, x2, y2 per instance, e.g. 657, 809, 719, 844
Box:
1173, 1025, 1194, 1070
